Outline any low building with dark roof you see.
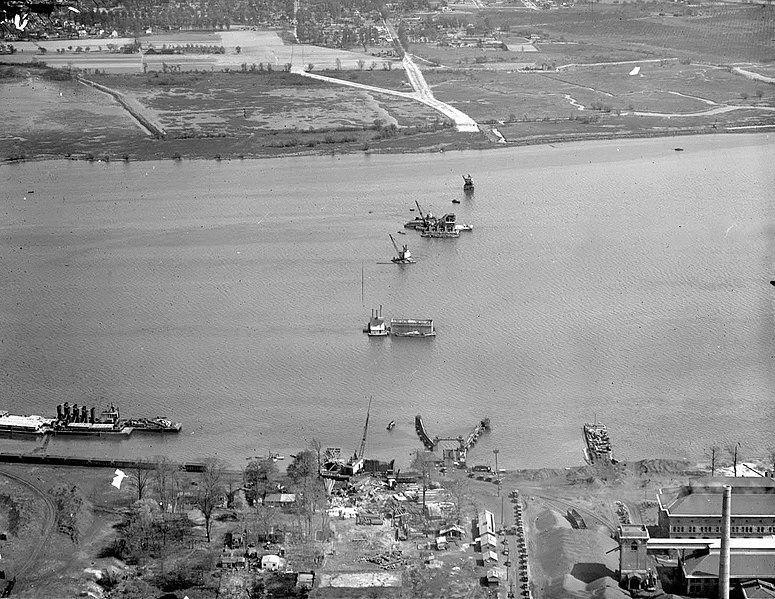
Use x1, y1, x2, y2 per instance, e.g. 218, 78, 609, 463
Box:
658, 479, 775, 538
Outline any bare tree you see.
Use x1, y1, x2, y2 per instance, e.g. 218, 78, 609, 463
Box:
196, 457, 225, 543
153, 455, 179, 513
768, 447, 775, 476
126, 460, 152, 502
287, 450, 319, 536
708, 445, 721, 477
726, 442, 742, 477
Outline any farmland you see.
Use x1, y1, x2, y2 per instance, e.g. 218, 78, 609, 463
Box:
1, 2, 774, 162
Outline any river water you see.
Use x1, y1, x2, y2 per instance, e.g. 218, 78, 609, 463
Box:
2, 134, 773, 471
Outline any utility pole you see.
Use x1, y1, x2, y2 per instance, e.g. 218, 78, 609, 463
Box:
493, 449, 500, 496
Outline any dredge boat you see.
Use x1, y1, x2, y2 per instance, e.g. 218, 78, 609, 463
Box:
52, 404, 129, 436
583, 421, 615, 465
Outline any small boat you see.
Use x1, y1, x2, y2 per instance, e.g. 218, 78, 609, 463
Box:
397, 230, 407, 235
674, 147, 684, 152
268, 451, 285, 462
386, 420, 396, 431
455, 223, 473, 232
452, 199, 460, 204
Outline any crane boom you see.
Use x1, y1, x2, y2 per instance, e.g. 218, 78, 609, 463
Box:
389, 233, 401, 255
357, 396, 372, 460
415, 200, 427, 226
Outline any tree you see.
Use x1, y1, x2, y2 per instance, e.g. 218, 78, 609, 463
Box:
287, 450, 320, 535
130, 460, 152, 501
196, 457, 225, 542
243, 458, 279, 506
236, 45, 241, 54
726, 442, 742, 477
153, 455, 179, 513
707, 445, 721, 477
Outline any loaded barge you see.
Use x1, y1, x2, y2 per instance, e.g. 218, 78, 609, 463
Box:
583, 421, 615, 465
0, 404, 182, 437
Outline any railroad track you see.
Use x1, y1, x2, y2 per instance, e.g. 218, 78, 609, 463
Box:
0, 468, 57, 583
533, 494, 618, 536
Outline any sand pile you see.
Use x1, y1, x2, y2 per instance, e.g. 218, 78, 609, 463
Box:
533, 508, 622, 599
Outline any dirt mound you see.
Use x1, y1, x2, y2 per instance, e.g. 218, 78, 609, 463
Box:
630, 458, 702, 476
535, 508, 571, 532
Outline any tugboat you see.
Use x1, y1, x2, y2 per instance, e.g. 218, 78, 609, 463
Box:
462, 174, 474, 193
389, 234, 415, 264
364, 305, 389, 336
386, 420, 396, 431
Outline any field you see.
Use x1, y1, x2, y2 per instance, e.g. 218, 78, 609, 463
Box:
2, 2, 774, 162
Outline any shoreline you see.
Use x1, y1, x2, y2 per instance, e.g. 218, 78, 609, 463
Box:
4, 124, 773, 166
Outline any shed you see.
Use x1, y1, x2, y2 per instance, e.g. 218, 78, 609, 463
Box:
261, 554, 284, 571
482, 549, 499, 564
477, 532, 498, 549
435, 536, 448, 550
296, 572, 315, 590
264, 493, 296, 506
440, 524, 466, 539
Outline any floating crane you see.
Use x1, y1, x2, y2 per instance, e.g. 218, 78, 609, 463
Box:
389, 234, 415, 264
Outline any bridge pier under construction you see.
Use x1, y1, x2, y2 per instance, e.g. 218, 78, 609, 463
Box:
414, 415, 491, 466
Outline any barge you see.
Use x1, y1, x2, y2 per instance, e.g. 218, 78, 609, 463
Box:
583, 421, 615, 465
0, 412, 55, 435
0, 403, 182, 437
390, 318, 436, 337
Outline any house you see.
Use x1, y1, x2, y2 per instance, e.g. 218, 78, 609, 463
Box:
261, 554, 285, 571
435, 536, 448, 550
357, 511, 384, 525
486, 567, 507, 585
218, 549, 247, 569
477, 531, 498, 550
482, 549, 498, 564
264, 493, 297, 507
477, 510, 495, 537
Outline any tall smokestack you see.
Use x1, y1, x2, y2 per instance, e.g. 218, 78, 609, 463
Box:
719, 485, 731, 599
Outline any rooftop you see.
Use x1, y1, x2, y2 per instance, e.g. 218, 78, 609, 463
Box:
682, 550, 775, 579
663, 492, 775, 517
